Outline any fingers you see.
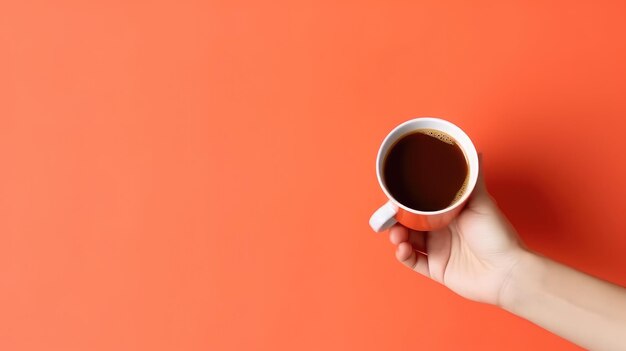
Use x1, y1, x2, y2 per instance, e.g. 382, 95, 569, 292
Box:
468, 153, 496, 212
389, 226, 426, 252
389, 225, 409, 245
473, 153, 489, 196
424, 229, 451, 283
396, 242, 430, 277
408, 230, 426, 254
389, 225, 430, 277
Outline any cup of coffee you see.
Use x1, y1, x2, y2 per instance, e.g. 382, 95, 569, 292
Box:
369, 117, 479, 232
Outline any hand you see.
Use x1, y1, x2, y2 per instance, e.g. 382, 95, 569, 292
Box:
389, 170, 529, 306
388, 167, 626, 350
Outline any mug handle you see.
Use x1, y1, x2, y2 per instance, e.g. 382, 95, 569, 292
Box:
369, 201, 398, 232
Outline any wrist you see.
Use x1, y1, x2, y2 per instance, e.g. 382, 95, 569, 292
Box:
498, 250, 547, 311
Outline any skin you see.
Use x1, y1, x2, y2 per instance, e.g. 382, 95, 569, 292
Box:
388, 170, 626, 350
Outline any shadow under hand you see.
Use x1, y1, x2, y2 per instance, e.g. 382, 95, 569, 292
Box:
486, 170, 564, 249
486, 168, 626, 285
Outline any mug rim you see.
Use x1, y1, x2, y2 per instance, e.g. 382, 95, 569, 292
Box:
376, 117, 479, 216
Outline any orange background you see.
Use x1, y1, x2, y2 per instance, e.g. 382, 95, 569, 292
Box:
1, 0, 626, 350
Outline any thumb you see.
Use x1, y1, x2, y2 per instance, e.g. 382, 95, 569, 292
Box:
467, 154, 496, 211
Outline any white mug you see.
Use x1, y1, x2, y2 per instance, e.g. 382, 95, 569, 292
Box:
369, 118, 479, 232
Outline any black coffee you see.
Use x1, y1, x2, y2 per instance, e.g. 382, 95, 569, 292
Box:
383, 129, 468, 212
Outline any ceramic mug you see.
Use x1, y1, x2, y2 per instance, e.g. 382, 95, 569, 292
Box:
369, 117, 479, 232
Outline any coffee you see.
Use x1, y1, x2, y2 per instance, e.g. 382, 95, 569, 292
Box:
383, 129, 468, 212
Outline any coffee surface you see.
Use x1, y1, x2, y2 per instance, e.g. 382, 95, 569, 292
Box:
383, 129, 468, 212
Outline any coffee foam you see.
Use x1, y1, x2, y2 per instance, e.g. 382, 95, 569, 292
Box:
417, 128, 456, 145
451, 177, 468, 205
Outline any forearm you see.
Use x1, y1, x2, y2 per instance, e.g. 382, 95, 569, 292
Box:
500, 251, 626, 351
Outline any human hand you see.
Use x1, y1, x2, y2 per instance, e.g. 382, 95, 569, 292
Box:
388, 170, 529, 306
